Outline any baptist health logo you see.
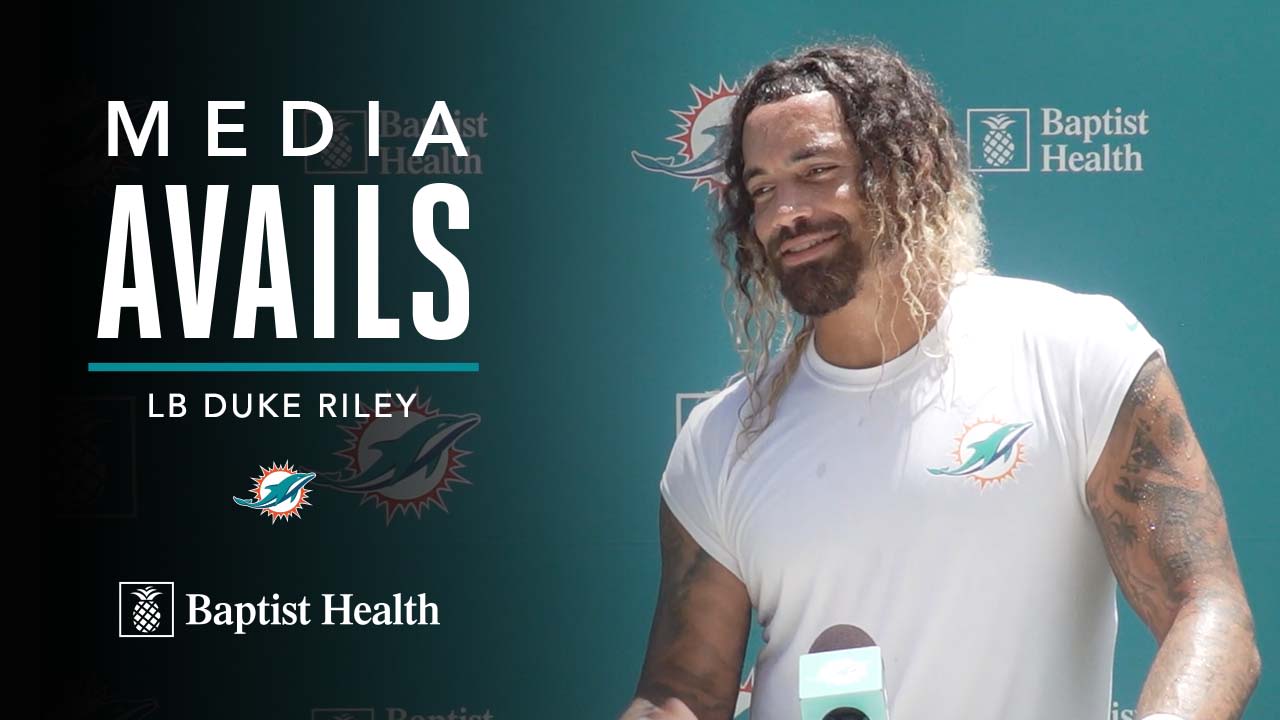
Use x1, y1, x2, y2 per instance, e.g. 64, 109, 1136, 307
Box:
967, 109, 1031, 172
119, 581, 175, 638
967, 107, 1149, 173
302, 107, 487, 176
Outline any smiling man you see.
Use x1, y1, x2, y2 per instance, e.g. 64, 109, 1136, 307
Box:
620, 44, 1260, 720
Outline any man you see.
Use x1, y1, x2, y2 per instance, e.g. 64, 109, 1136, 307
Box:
620, 44, 1260, 720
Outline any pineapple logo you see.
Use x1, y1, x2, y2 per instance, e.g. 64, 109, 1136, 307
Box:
966, 108, 1030, 172
52, 396, 138, 519
304, 110, 368, 174
118, 581, 175, 638
980, 114, 1017, 166
131, 586, 162, 633
319, 115, 356, 169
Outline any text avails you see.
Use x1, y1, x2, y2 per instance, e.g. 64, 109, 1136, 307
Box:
97, 184, 470, 340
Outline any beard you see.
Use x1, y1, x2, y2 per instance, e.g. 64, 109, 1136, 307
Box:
767, 217, 867, 317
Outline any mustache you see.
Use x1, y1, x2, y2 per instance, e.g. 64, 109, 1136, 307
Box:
768, 217, 851, 253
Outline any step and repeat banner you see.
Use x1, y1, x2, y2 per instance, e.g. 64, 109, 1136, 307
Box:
41, 2, 1275, 718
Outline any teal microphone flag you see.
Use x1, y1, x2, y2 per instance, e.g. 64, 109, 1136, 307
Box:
798, 645, 889, 720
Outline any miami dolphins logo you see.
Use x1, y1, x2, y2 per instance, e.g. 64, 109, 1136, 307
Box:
312, 394, 480, 524
233, 461, 315, 523
631, 76, 739, 194
929, 419, 1034, 488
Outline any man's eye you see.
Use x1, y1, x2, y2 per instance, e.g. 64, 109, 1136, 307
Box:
750, 186, 772, 199
807, 165, 835, 177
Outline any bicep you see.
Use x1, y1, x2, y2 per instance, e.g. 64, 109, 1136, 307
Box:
636, 498, 752, 720
1085, 353, 1246, 641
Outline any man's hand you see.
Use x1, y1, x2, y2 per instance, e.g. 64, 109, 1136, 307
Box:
1086, 353, 1261, 719
619, 697, 700, 720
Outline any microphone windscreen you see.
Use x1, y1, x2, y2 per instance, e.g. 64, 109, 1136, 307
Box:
808, 624, 876, 654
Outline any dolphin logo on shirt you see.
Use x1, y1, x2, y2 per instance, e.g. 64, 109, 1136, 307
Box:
928, 421, 1034, 478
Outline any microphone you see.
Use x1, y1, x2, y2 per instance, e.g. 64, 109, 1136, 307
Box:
798, 624, 889, 720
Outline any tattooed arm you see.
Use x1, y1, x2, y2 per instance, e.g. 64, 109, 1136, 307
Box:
620, 498, 752, 720
1086, 353, 1261, 719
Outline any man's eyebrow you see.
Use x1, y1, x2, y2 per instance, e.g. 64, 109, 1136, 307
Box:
789, 142, 841, 163
743, 142, 844, 183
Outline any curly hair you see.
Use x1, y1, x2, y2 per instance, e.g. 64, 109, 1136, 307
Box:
712, 41, 989, 452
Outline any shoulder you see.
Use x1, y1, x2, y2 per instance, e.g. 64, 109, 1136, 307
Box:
951, 272, 1122, 318
681, 375, 751, 449
677, 358, 791, 476
950, 272, 1145, 346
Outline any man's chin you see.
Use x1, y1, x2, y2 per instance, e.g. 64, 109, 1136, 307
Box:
771, 238, 866, 316
778, 268, 862, 317
785, 291, 858, 318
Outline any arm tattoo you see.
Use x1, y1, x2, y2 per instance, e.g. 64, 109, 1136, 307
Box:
655, 505, 713, 639
634, 502, 749, 720
1087, 354, 1261, 719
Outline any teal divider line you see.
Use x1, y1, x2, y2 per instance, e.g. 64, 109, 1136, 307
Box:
87, 362, 480, 373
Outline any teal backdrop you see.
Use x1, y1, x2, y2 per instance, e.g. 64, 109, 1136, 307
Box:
40, 1, 1276, 718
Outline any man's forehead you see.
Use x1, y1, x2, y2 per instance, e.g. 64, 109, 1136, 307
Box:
742, 90, 853, 161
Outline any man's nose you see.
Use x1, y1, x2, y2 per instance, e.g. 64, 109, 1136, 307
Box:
770, 195, 813, 243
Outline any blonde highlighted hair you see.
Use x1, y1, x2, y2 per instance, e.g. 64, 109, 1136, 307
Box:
711, 41, 989, 450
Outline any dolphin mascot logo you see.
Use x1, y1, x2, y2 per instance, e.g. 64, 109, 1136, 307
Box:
631, 77, 739, 194
233, 471, 315, 509
313, 403, 481, 523
631, 124, 728, 185
929, 421, 1034, 478
317, 412, 480, 493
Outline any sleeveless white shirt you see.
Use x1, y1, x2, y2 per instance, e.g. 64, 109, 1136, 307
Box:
660, 274, 1164, 720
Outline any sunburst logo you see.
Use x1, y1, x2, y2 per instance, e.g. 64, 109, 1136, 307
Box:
928, 418, 1034, 488
232, 461, 316, 523
312, 395, 480, 525
631, 76, 739, 194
